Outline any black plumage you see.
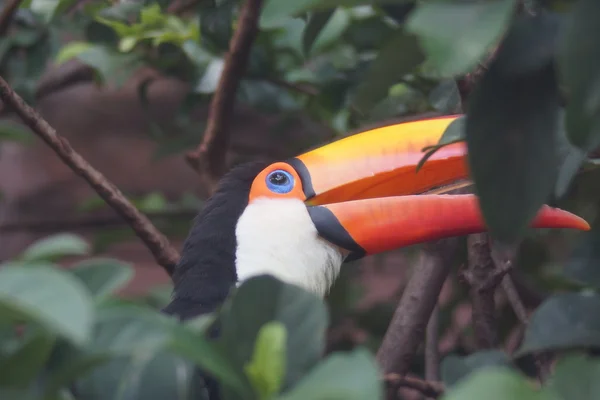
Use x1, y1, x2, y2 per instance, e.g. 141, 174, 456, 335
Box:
162, 160, 270, 320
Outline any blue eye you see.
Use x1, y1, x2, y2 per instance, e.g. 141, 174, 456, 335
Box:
266, 170, 295, 194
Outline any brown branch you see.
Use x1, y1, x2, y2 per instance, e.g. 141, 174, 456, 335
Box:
0, 209, 198, 232
385, 374, 445, 399
185, 0, 263, 181
0, 75, 180, 275
0, 0, 24, 36
463, 233, 499, 349
376, 237, 461, 374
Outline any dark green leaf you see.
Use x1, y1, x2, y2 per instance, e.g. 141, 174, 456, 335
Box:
218, 275, 328, 391
352, 30, 423, 113
493, 12, 562, 76
278, 348, 382, 400
429, 80, 461, 114
555, 109, 587, 197
416, 116, 465, 172
515, 292, 600, 356
0, 265, 94, 345
303, 11, 334, 56
442, 367, 552, 400
21, 233, 90, 262
557, 0, 600, 151
69, 258, 134, 300
465, 16, 561, 243
82, 304, 247, 397
561, 224, 600, 289
75, 351, 208, 400
406, 0, 516, 77
0, 332, 55, 387
303, 9, 349, 57
550, 354, 600, 400
441, 350, 512, 387
0, 120, 34, 145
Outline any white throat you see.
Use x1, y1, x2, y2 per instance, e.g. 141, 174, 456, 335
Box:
235, 198, 344, 297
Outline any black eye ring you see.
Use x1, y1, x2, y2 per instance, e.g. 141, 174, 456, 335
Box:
266, 170, 294, 194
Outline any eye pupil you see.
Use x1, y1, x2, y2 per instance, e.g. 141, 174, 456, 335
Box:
269, 172, 288, 185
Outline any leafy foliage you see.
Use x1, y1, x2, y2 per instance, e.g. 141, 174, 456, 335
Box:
0, 236, 382, 399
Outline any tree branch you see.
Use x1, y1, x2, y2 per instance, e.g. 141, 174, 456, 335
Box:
185, 0, 263, 181
463, 233, 500, 348
376, 236, 462, 374
0, 209, 198, 232
385, 374, 445, 399
0, 0, 24, 36
0, 75, 180, 275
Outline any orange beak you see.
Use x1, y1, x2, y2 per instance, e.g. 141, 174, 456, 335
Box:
286, 115, 590, 260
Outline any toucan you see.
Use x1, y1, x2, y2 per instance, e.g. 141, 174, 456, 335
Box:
163, 114, 590, 319
159, 114, 589, 399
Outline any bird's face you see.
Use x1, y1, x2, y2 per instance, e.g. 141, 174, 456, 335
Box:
235, 115, 590, 296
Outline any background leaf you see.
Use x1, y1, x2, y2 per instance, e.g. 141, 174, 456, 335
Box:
515, 292, 600, 356
0, 265, 94, 345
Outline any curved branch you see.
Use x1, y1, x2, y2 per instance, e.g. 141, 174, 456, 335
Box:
0, 75, 180, 275
185, 0, 263, 181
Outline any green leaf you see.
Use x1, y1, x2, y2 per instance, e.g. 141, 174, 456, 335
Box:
550, 354, 600, 400
218, 275, 328, 391
441, 350, 512, 387
561, 224, 600, 289
260, 0, 406, 28
417, 116, 465, 172
0, 331, 55, 387
465, 15, 561, 243
406, 0, 516, 77
83, 303, 246, 397
278, 348, 382, 400
69, 258, 134, 300
515, 292, 600, 356
194, 58, 225, 94
0, 120, 34, 144
555, 109, 587, 197
442, 367, 553, 400
75, 45, 143, 86
55, 42, 94, 65
557, 0, 600, 151
30, 0, 77, 23
352, 29, 424, 113
303, 11, 334, 56
21, 233, 90, 262
303, 9, 350, 57
0, 265, 94, 345
244, 322, 287, 400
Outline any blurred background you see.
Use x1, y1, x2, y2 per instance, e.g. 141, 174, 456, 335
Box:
0, 0, 595, 384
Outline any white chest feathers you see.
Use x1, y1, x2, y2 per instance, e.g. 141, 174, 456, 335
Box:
235, 198, 344, 297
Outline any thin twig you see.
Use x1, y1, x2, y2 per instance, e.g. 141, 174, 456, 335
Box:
385, 374, 445, 399
185, 0, 263, 181
0, 75, 180, 275
489, 247, 529, 325
0, 0, 24, 36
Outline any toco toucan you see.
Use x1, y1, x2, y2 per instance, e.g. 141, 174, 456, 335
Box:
163, 114, 590, 320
